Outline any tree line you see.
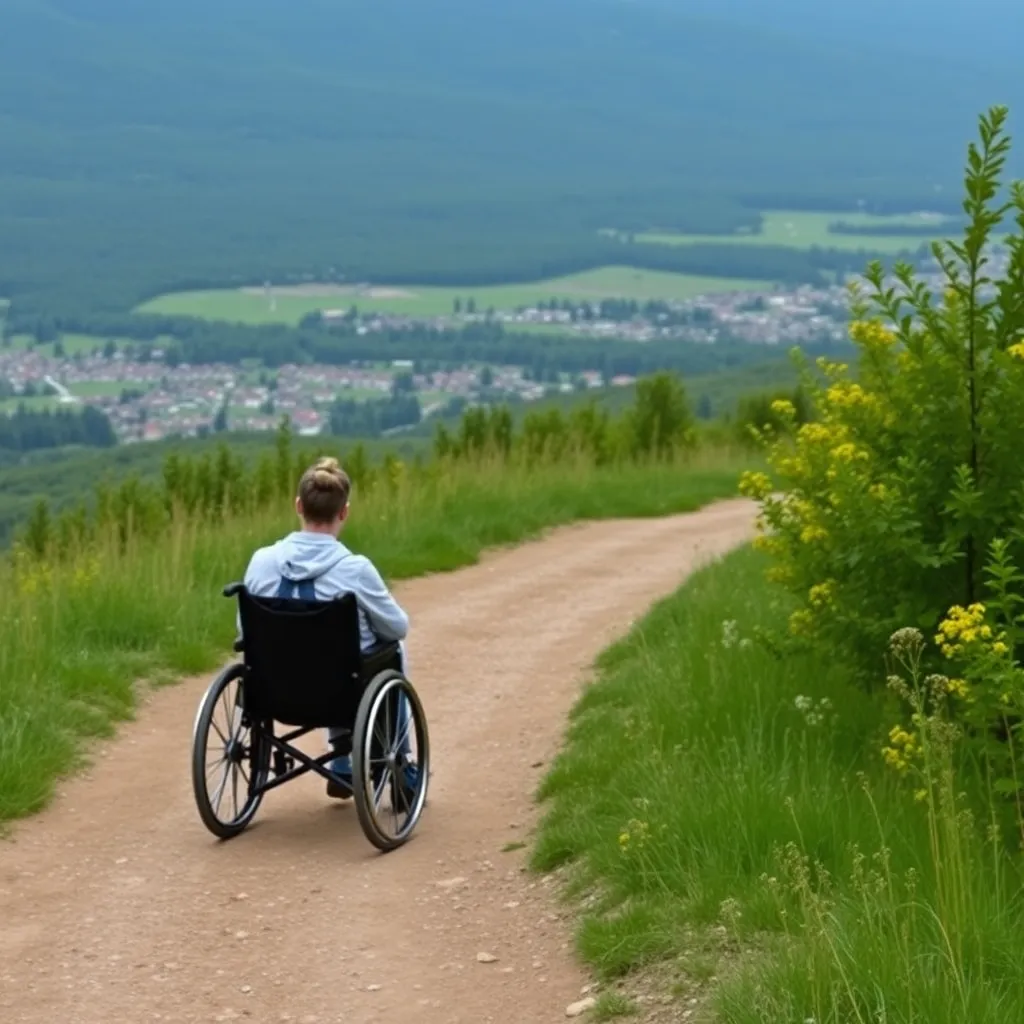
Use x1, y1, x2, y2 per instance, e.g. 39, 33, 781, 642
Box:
0, 405, 117, 453
328, 394, 422, 436
4, 312, 852, 381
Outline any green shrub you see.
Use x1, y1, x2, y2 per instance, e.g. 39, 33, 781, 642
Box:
742, 107, 1024, 685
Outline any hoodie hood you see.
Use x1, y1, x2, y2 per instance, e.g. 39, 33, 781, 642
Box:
274, 531, 351, 582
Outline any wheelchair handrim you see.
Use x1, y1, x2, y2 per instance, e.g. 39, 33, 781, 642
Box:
192, 665, 267, 835
358, 673, 429, 845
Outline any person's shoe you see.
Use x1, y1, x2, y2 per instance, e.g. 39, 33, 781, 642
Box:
326, 756, 353, 800
395, 762, 423, 811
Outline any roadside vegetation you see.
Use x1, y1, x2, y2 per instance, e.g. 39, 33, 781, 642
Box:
532, 107, 1024, 1022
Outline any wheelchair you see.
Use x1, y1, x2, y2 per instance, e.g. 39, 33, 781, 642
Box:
190, 582, 430, 853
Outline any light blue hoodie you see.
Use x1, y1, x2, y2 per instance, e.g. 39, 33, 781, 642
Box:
241, 531, 409, 650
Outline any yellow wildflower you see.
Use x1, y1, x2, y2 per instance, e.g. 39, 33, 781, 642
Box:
797, 422, 836, 446
816, 356, 850, 378
882, 725, 919, 774
799, 524, 829, 544
946, 678, 971, 700
826, 382, 875, 410
914, 789, 928, 803
789, 608, 814, 636
775, 455, 804, 477
882, 746, 909, 772
771, 399, 796, 418
808, 581, 835, 608
850, 319, 897, 350
618, 819, 650, 853
935, 602, 1001, 658
738, 471, 773, 500
1008, 341, 1024, 360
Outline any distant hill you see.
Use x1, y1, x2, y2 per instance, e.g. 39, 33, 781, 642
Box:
3, 0, 1021, 315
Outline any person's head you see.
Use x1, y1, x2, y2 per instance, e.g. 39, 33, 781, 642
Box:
295, 456, 351, 535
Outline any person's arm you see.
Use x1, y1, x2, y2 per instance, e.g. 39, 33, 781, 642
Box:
356, 558, 409, 641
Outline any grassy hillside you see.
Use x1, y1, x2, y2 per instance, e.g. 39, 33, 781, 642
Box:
4, 0, 1021, 314
0, 381, 747, 823
0, 355, 812, 546
0, 431, 426, 549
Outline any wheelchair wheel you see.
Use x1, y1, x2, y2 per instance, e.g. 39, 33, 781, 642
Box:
191, 662, 270, 840
352, 670, 430, 853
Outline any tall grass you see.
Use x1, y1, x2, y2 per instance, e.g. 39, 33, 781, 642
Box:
0, 449, 745, 825
532, 548, 1024, 1022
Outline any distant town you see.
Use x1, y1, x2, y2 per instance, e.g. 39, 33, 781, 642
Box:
0, 251, 992, 444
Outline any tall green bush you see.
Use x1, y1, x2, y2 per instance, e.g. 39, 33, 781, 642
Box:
743, 106, 1024, 681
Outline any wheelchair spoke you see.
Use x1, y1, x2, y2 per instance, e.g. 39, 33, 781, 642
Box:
218, 684, 234, 734
372, 766, 393, 811
210, 760, 232, 816
393, 714, 413, 758
205, 756, 227, 785
372, 720, 389, 759
394, 775, 410, 816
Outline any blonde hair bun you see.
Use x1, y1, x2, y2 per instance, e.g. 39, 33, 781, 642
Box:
297, 456, 351, 523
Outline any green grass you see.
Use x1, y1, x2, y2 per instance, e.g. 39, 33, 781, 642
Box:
2, 333, 132, 358
136, 267, 773, 325
635, 210, 956, 255
60, 333, 134, 356
69, 380, 144, 398
0, 395, 61, 414
0, 431, 428, 550
593, 992, 637, 1019
0, 449, 746, 826
531, 546, 1024, 1022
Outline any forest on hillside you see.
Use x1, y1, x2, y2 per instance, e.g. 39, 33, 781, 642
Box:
3, 0, 1020, 317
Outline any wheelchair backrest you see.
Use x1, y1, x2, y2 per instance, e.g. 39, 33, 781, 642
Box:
236, 587, 365, 727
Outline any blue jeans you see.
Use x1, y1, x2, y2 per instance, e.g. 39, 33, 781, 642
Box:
328, 640, 412, 778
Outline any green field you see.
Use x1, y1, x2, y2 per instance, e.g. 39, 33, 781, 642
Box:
5, 333, 132, 358
68, 379, 150, 398
635, 209, 956, 254
0, 395, 60, 415
136, 267, 774, 326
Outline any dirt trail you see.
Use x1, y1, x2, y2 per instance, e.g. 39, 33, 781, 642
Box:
0, 500, 754, 1024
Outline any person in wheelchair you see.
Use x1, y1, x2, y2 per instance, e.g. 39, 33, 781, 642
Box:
240, 456, 416, 801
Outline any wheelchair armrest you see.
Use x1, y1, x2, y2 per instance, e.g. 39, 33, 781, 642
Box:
223, 581, 245, 599
233, 635, 245, 653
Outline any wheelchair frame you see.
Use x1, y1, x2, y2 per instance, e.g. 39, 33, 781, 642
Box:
190, 582, 430, 853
